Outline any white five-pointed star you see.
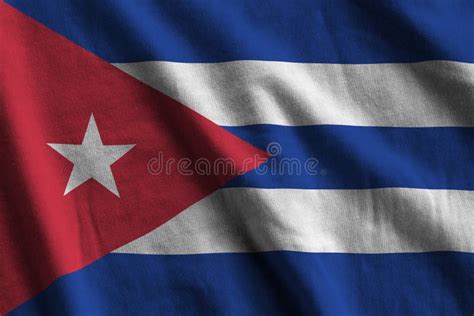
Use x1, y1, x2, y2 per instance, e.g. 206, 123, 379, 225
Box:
48, 114, 135, 197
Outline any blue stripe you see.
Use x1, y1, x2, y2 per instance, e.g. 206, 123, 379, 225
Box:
6, 0, 474, 63
10, 252, 474, 315
224, 125, 474, 190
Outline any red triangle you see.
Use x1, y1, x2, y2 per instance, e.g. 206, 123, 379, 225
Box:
0, 2, 267, 313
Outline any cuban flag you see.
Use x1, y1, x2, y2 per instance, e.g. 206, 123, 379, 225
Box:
1, 1, 473, 315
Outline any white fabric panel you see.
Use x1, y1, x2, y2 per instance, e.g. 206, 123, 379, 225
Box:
116, 188, 474, 254
114, 60, 474, 127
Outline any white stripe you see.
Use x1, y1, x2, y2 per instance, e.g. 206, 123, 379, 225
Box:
115, 188, 474, 254
114, 60, 474, 127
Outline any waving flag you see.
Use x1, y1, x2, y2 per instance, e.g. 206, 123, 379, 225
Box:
1, 0, 473, 315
